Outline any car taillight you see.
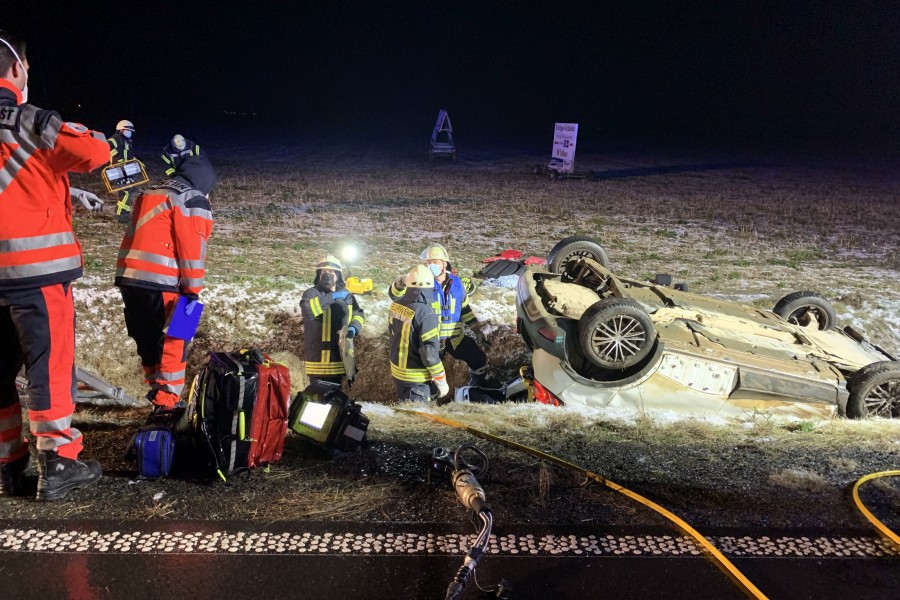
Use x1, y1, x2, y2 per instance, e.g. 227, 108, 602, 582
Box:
538, 326, 562, 343
532, 378, 564, 407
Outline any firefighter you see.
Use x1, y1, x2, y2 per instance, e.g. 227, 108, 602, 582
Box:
388, 265, 450, 402
108, 119, 136, 221
161, 134, 201, 177
299, 255, 365, 386
115, 154, 217, 413
0, 31, 108, 500
389, 244, 489, 387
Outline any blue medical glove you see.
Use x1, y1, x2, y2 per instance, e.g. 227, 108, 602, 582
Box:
332, 289, 350, 301
185, 300, 199, 316
347, 325, 358, 339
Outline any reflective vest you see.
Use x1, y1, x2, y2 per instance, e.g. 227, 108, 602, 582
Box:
0, 79, 110, 291
388, 288, 444, 383
299, 287, 366, 376
114, 179, 213, 295
387, 271, 478, 346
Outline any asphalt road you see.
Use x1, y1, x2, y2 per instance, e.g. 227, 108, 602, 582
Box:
1, 521, 897, 600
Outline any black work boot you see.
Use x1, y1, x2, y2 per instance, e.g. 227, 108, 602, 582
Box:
0, 454, 30, 497
36, 451, 102, 502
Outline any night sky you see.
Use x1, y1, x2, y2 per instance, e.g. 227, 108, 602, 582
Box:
7, 2, 899, 155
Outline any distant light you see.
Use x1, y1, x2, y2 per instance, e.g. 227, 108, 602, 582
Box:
341, 244, 358, 263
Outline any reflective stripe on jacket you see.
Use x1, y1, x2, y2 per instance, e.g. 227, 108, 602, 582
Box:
114, 179, 213, 295
388, 288, 444, 383
0, 79, 110, 291
108, 131, 132, 164
161, 139, 200, 176
299, 286, 365, 376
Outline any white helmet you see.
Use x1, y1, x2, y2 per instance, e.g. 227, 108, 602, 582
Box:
172, 134, 186, 151
116, 119, 135, 132
405, 264, 434, 288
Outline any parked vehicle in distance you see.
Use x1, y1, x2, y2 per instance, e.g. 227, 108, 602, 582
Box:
514, 236, 900, 419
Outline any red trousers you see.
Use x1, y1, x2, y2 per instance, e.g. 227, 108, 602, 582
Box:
119, 287, 188, 408
0, 283, 83, 461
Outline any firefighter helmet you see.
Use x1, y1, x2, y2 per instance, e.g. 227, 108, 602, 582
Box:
313, 254, 345, 286
172, 134, 186, 151
420, 244, 450, 263
116, 120, 135, 133
406, 264, 435, 288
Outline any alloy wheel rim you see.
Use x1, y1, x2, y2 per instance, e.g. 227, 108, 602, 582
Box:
591, 315, 647, 363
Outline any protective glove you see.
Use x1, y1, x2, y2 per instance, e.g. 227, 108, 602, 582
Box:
332, 289, 350, 301
74, 189, 104, 211
347, 325, 358, 339
185, 300, 199, 316
433, 373, 450, 399
392, 276, 406, 293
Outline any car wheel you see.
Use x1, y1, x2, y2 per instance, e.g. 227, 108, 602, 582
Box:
773, 291, 837, 330
846, 361, 900, 419
578, 298, 656, 370
549, 169, 559, 181
547, 236, 611, 279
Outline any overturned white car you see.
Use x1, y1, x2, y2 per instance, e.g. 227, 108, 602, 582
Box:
514, 237, 900, 419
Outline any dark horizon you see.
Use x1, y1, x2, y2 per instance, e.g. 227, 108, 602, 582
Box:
7, 2, 900, 157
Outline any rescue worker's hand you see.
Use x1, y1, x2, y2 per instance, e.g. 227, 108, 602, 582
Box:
332, 289, 350, 301
76, 191, 104, 212
347, 325, 358, 339
185, 300, 199, 316
433, 373, 450, 399
393, 276, 406, 292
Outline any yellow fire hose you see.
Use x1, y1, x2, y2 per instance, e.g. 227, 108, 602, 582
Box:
394, 408, 770, 600
851, 470, 900, 548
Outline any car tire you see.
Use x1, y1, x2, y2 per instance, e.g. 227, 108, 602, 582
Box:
578, 298, 656, 370
846, 361, 900, 419
547, 236, 611, 280
773, 291, 837, 330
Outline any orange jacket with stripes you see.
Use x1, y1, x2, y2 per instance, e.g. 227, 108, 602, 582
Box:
0, 79, 109, 291
114, 170, 214, 297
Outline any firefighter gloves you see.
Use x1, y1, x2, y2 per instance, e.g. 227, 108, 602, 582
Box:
434, 373, 450, 399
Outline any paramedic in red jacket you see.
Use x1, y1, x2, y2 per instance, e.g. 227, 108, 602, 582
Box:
0, 32, 108, 501
115, 154, 217, 412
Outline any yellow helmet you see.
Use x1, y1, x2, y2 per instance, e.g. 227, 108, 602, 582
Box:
314, 255, 344, 286
405, 264, 435, 288
316, 255, 343, 271
420, 244, 450, 264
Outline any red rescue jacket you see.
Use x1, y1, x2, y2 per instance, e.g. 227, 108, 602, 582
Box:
114, 156, 216, 296
0, 79, 109, 291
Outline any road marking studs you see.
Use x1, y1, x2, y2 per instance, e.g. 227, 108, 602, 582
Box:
1, 528, 897, 558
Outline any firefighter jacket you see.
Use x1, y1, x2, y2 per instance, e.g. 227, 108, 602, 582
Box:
108, 131, 133, 164
388, 272, 477, 346
0, 79, 109, 291
388, 287, 445, 383
114, 155, 216, 296
161, 139, 200, 176
299, 286, 365, 377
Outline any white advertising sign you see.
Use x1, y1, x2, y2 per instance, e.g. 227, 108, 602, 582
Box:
551, 123, 578, 173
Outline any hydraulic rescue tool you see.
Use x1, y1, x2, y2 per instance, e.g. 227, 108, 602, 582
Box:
432, 444, 511, 600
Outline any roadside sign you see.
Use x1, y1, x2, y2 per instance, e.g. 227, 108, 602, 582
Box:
551, 123, 578, 173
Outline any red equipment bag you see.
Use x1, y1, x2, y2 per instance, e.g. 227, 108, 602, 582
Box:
248, 359, 292, 469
